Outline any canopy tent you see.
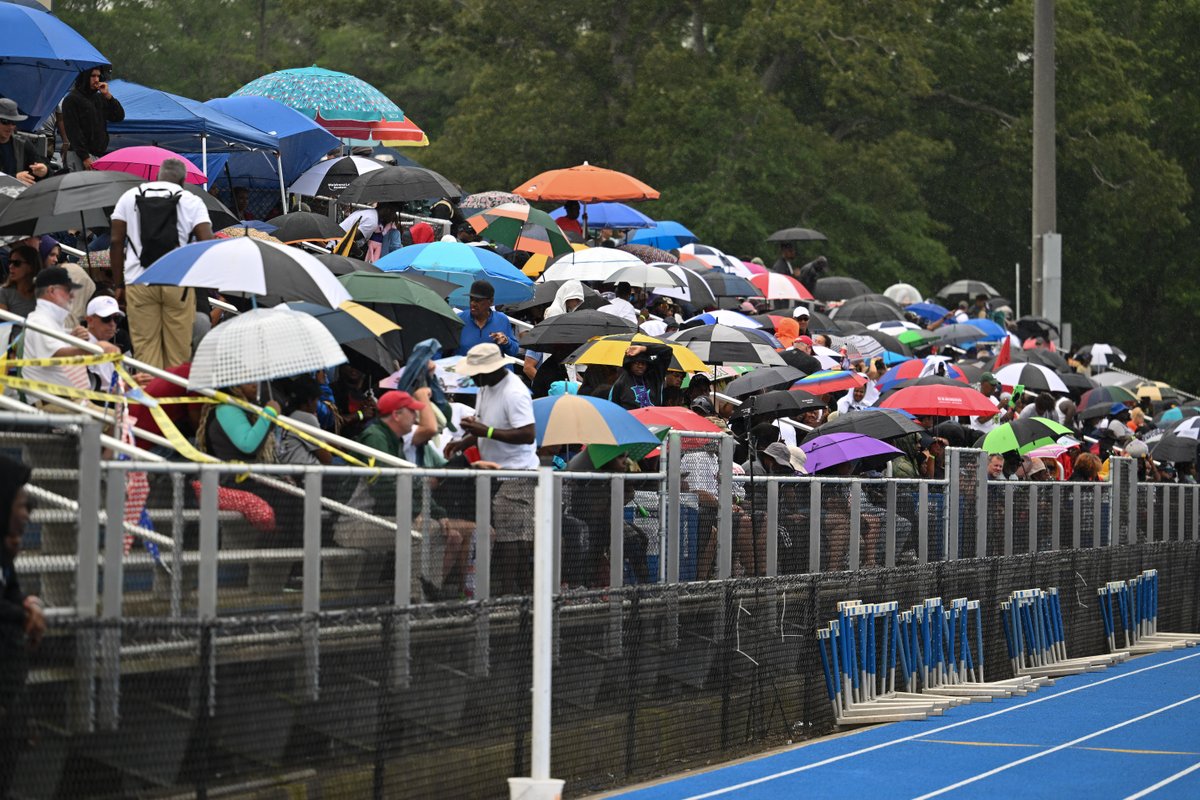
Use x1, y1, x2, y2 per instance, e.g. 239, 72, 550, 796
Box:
105, 80, 279, 181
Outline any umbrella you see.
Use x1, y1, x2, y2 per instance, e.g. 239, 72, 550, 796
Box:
565, 333, 708, 373
938, 279, 1000, 302
459, 191, 527, 211
1078, 386, 1137, 419
1056, 371, 1096, 396
583, 424, 671, 469
792, 369, 868, 395
801, 408, 925, 443
521, 243, 590, 278
923, 323, 991, 348
830, 299, 904, 325
466, 203, 573, 258
1092, 371, 1141, 389
831, 334, 887, 361
189, 306, 346, 389
813, 275, 873, 301
540, 246, 645, 282
1150, 434, 1198, 464
745, 389, 826, 421
1014, 315, 1060, 341
1076, 343, 1126, 368
521, 310, 637, 348
312, 252, 383, 276
513, 162, 659, 203
1136, 381, 1179, 404
337, 271, 463, 354
605, 263, 680, 289
766, 227, 827, 243
884, 283, 924, 306
131, 237, 351, 307
993, 363, 1069, 393
700, 270, 757, 298
288, 155, 386, 198
905, 302, 950, 323
879, 384, 998, 417
629, 406, 723, 433
998, 346, 1070, 372
313, 113, 427, 147
801, 432, 903, 474
339, 165, 460, 206
749, 272, 813, 301
652, 266, 718, 308
231, 66, 406, 134
1025, 444, 1073, 460
216, 223, 281, 243
184, 184, 239, 230
0, 4, 109, 131
283, 300, 403, 371
726, 366, 808, 397
1167, 418, 1200, 439
501, 279, 606, 313
617, 243, 679, 265
683, 309, 761, 329
981, 417, 1073, 455
267, 211, 346, 244
533, 393, 659, 450
672, 325, 786, 367
1158, 407, 1200, 425
550, 202, 654, 229
0, 170, 142, 236
376, 241, 534, 306
625, 221, 698, 250
92, 146, 207, 184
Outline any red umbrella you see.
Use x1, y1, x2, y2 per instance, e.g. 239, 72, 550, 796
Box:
879, 384, 998, 417
314, 111, 429, 146
630, 406, 723, 433
749, 272, 813, 301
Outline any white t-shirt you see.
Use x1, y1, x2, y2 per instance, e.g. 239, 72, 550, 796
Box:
475, 371, 538, 468
341, 208, 379, 239
22, 299, 83, 389
110, 181, 212, 282
599, 297, 638, 326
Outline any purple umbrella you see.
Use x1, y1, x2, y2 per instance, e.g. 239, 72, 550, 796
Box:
800, 432, 903, 474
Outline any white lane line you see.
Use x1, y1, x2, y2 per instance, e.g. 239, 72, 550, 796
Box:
911, 693, 1200, 800
678, 651, 1200, 800
1123, 761, 1200, 800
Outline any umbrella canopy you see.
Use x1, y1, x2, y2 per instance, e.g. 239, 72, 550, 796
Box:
1056, 370, 1096, 396
376, 241, 534, 306
92, 146, 207, 184
282, 300, 402, 371
746, 389, 826, 421
231, 65, 404, 129
0, 170, 142, 235
565, 333, 708, 373
540, 247, 645, 282
876, 359, 969, 393
533, 394, 659, 450
604, 263, 679, 289
1092, 371, 1141, 389
1136, 381, 1179, 404
672, 325, 786, 367
107, 80, 279, 154
997, 346, 1070, 372
629, 406, 723, 433
905, 302, 950, 323
267, 211, 345, 244
466, 203, 573, 258
617, 243, 679, 265
189, 306, 346, 389
521, 309, 637, 348
625, 221, 697, 250
550, 202, 654, 229
830, 299, 904, 325
993, 363, 1069, 394
766, 227, 827, 243
459, 191, 528, 211
801, 408, 925, 443
652, 266, 718, 308
1158, 407, 1200, 425
1150, 434, 1198, 464
813, 275, 873, 301
830, 334, 887, 361
501, 279, 606, 313
801, 432, 903, 474
749, 272, 813, 301
1167, 417, 1200, 439
927, 323, 991, 347
726, 366, 808, 397
521, 243, 590, 278
938, 279, 1000, 302
699, 270, 757, 298
287, 155, 386, 198
981, 417, 1073, 455
313, 113, 428, 147
683, 310, 761, 329
339, 165, 460, 206
792, 369, 868, 395
884, 283, 923, 306
337, 271, 463, 354
513, 162, 659, 203
312, 253, 383, 277
132, 237, 352, 307
1078, 386, 1137, 420
879, 384, 998, 417
0, 4, 109, 131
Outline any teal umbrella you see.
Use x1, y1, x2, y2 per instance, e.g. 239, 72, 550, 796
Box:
232, 66, 404, 134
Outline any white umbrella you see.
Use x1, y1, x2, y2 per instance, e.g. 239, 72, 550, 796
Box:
993, 362, 1069, 394
1078, 343, 1126, 367
288, 155, 386, 197
651, 264, 718, 307
604, 263, 680, 289
189, 306, 347, 389
540, 247, 645, 282
678, 243, 755, 278
884, 282, 924, 306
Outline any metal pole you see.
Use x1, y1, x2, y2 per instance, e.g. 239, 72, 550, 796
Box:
276, 151, 288, 212
1032, 0, 1056, 318
531, 468, 555, 781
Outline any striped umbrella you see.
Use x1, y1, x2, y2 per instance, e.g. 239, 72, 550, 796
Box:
679, 243, 755, 278
533, 394, 659, 449
465, 202, 573, 258
981, 417, 1073, 455
792, 369, 868, 395
541, 247, 645, 282
749, 272, 813, 301
652, 265, 718, 308
672, 324, 786, 367
876, 359, 969, 393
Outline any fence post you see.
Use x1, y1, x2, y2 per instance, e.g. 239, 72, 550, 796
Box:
303, 470, 322, 702
766, 479, 779, 577
1147, 485, 1156, 543
473, 473, 491, 679
974, 450, 987, 558
884, 481, 897, 568
607, 474, 624, 658
197, 466, 219, 620
98, 463, 125, 731
1128, 462, 1139, 544
1072, 484, 1082, 550
849, 481, 862, 571
72, 420, 101, 733
1093, 484, 1103, 548
1051, 483, 1061, 551
393, 471, 413, 690
717, 435, 733, 579
918, 481, 929, 564
946, 449, 960, 561
1109, 458, 1122, 548
1003, 483, 1014, 556
665, 435, 680, 650
809, 481, 822, 572
170, 472, 184, 619
1028, 484, 1039, 553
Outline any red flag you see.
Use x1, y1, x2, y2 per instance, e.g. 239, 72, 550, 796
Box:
994, 336, 1012, 369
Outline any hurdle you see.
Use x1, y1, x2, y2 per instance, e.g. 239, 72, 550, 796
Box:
1098, 570, 1200, 654
1003, 588, 1128, 678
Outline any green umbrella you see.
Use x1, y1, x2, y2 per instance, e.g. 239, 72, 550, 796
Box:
981, 417, 1072, 455
585, 425, 670, 468
338, 271, 463, 355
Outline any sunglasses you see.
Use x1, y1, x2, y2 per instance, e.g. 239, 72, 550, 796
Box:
0, 120, 17, 127
8, 259, 26, 266
96, 314, 121, 323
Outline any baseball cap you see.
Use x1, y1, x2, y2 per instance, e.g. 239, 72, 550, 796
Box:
797, 335, 814, 346
33, 265, 82, 291
376, 390, 425, 415
793, 306, 811, 318
0, 98, 28, 124
468, 279, 495, 300
86, 295, 124, 319
1109, 402, 1128, 416
980, 372, 998, 384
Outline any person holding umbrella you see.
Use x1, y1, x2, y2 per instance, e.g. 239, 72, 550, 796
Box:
608, 343, 673, 410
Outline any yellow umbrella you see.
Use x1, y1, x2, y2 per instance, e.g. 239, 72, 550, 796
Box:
523, 242, 589, 278
338, 300, 401, 335
565, 333, 708, 373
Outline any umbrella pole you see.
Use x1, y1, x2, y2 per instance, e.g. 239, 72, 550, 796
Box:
80, 211, 93, 274
582, 203, 589, 241
201, 134, 208, 190
276, 151, 287, 214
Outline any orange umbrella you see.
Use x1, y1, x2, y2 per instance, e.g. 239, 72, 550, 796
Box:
512, 161, 659, 203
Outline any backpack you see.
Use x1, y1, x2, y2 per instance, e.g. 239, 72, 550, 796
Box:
133, 187, 183, 267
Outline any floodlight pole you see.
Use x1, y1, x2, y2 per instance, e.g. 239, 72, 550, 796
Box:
1031, 0, 1057, 325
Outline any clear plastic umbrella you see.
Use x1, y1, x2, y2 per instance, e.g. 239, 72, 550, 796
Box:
189, 306, 346, 389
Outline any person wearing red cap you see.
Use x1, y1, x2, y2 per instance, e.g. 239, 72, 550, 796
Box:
359, 389, 436, 463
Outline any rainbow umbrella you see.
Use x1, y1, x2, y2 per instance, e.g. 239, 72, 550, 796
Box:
533, 394, 660, 455
876, 359, 969, 392
792, 369, 868, 395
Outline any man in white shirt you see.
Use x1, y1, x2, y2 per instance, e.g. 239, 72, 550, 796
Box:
599, 281, 639, 326
22, 267, 119, 399
109, 158, 213, 370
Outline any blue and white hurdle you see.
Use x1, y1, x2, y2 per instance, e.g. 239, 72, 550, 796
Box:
1097, 569, 1200, 654
1002, 587, 1127, 678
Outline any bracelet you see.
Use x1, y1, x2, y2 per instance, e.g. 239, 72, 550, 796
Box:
486, 426, 494, 439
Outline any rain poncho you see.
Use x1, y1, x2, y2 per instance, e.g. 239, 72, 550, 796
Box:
544, 280, 585, 319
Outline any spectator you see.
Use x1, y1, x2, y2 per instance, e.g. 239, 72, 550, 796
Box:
770, 241, 796, 276
0, 99, 51, 186
83, 295, 140, 391
987, 453, 1006, 480
330, 363, 376, 437
555, 200, 584, 240
61, 67, 124, 172
39, 235, 96, 329
0, 245, 40, 317
600, 281, 638, 325
0, 456, 45, 799
608, 343, 673, 409
276, 377, 334, 467
455, 279, 519, 358
796, 256, 827, 295
1073, 452, 1104, 482
110, 157, 214, 369
22, 267, 119, 399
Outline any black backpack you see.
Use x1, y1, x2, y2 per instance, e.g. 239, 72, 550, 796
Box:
133, 187, 183, 266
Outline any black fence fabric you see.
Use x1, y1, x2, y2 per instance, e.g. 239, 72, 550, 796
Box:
7, 542, 1198, 800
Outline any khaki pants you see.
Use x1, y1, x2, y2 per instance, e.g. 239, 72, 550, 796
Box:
126, 284, 192, 370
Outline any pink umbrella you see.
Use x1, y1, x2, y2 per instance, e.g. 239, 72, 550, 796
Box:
742, 259, 768, 275
92, 146, 207, 185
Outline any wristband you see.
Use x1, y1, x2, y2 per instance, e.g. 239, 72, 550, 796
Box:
486, 426, 495, 439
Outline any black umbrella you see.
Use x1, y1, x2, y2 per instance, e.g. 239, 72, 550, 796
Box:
521, 309, 637, 348
1056, 370, 1096, 397
283, 301, 403, 371
830, 300, 904, 325
700, 270, 757, 298
726, 366, 807, 397
813, 275, 873, 301
0, 170, 142, 235
288, 155, 386, 198
745, 389, 826, 421
181, 184, 238, 230
1150, 434, 1198, 464
502, 280, 606, 313
803, 309, 843, 334
268, 211, 345, 243
672, 324, 786, 366
839, 292, 903, 310
937, 279, 1000, 302
313, 252, 383, 276
0, 174, 24, 219
767, 227, 827, 243
338, 272, 464, 355
801, 408, 924, 443
996, 347, 1070, 372
927, 323, 988, 347
1014, 316, 1059, 342
339, 165, 461, 206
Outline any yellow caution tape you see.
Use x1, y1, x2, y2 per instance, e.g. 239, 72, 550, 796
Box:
1, 352, 123, 368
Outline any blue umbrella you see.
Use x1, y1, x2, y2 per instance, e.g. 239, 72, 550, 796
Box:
550, 202, 654, 229
905, 301, 950, 323
0, 4, 109, 130
962, 318, 1007, 341
376, 241, 534, 307
626, 221, 699, 250
533, 394, 660, 466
